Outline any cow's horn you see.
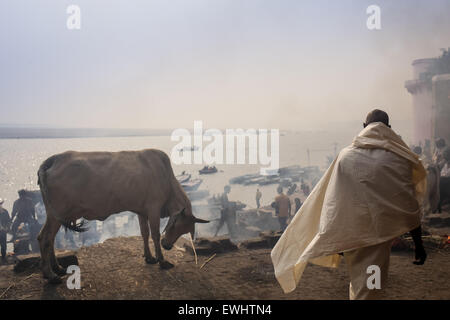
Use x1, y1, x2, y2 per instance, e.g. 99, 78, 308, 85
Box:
193, 217, 209, 224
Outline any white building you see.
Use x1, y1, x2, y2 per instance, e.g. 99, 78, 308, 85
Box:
405, 55, 450, 148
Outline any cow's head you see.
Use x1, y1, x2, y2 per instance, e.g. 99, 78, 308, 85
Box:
161, 208, 209, 250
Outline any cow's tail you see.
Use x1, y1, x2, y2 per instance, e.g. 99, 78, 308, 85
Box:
62, 220, 88, 232
37, 155, 57, 208
38, 155, 88, 233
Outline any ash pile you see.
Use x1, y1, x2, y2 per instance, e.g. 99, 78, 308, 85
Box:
184, 231, 284, 258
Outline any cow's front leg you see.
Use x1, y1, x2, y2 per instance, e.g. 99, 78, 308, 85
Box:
149, 215, 173, 270
138, 214, 157, 264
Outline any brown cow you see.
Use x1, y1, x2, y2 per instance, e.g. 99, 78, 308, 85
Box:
37, 149, 208, 284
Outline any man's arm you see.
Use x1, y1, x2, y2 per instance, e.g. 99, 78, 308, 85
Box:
410, 225, 427, 265
5, 210, 11, 230
32, 204, 37, 220
0, 210, 11, 232
272, 199, 279, 216
5, 210, 11, 223
11, 202, 17, 220
288, 199, 292, 217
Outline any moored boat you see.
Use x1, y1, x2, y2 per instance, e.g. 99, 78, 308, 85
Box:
181, 178, 203, 191
199, 166, 218, 175
176, 172, 191, 184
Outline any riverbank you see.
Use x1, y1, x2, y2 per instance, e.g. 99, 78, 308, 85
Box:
1, 236, 449, 300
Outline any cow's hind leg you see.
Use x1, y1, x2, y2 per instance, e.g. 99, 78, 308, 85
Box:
148, 213, 173, 270
38, 216, 63, 284
49, 229, 67, 276
138, 214, 157, 264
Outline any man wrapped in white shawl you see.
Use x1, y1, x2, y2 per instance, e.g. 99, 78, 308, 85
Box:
271, 109, 427, 299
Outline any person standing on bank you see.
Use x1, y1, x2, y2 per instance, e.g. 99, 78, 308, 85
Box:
272, 109, 427, 300
214, 185, 237, 238
274, 186, 291, 231
11, 190, 36, 237
0, 199, 11, 263
256, 189, 262, 209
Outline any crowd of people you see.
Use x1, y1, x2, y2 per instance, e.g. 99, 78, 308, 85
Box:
0, 190, 142, 262
0, 109, 447, 300
0, 190, 42, 261
211, 178, 310, 240
210, 130, 450, 246
412, 137, 450, 175
2, 139, 446, 265
412, 137, 450, 213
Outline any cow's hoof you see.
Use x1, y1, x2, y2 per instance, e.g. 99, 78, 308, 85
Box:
54, 266, 67, 276
159, 260, 174, 270
145, 256, 158, 264
47, 275, 62, 285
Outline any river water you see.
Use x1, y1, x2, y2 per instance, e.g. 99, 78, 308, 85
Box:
0, 129, 357, 250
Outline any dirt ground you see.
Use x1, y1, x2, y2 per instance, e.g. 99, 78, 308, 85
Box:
0, 236, 449, 300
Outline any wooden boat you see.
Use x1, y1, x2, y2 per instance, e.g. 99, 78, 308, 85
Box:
199, 166, 218, 175
176, 172, 191, 184
257, 176, 280, 186
181, 178, 203, 191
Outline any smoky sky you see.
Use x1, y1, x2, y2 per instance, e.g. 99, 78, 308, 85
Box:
1, 0, 450, 138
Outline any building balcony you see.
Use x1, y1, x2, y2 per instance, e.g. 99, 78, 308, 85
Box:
405, 79, 432, 94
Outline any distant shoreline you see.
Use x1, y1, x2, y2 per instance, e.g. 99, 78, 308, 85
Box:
0, 127, 172, 139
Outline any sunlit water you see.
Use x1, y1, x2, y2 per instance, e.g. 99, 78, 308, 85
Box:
0, 130, 357, 251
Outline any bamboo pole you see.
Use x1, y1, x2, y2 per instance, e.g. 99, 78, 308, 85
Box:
200, 253, 216, 270
189, 233, 198, 265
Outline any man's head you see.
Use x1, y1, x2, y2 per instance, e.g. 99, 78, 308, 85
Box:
224, 185, 231, 194
277, 186, 283, 194
413, 146, 422, 156
363, 109, 391, 128
436, 138, 446, 150
0, 198, 3, 208
18, 189, 26, 198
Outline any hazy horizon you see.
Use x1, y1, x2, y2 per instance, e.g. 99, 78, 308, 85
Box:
1, 0, 450, 139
